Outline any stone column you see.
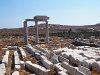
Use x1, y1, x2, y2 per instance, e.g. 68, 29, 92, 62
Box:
35, 21, 39, 44
45, 21, 49, 44
24, 21, 28, 45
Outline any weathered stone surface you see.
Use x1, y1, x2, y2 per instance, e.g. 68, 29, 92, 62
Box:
0, 63, 6, 75
18, 47, 26, 59
25, 19, 34, 21
73, 49, 84, 55
26, 61, 50, 75
40, 55, 47, 60
61, 62, 84, 75
5, 50, 9, 55
12, 71, 19, 75
14, 51, 20, 69
24, 21, 28, 45
26, 44, 36, 56
20, 61, 25, 69
2, 55, 9, 64
55, 63, 68, 73
58, 71, 68, 75
41, 58, 54, 69
69, 54, 87, 66
92, 61, 100, 72
53, 49, 64, 55
82, 59, 96, 69
2, 48, 8, 51
42, 50, 49, 57
34, 16, 49, 21
79, 65, 91, 75
8, 46, 17, 50
2, 51, 9, 64
14, 51, 20, 65
50, 53, 59, 64
61, 52, 73, 59
58, 56, 69, 63
35, 52, 41, 60
80, 49, 100, 61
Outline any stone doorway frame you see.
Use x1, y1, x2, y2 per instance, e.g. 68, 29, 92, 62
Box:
24, 16, 49, 45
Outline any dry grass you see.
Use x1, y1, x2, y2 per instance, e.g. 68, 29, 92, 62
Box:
6, 50, 14, 75
92, 70, 100, 75
0, 52, 3, 63
19, 70, 30, 75
0, 36, 73, 75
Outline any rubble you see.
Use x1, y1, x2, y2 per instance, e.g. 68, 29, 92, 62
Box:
50, 53, 59, 64
58, 56, 69, 63
58, 71, 68, 75
2, 50, 9, 64
41, 57, 54, 69
12, 71, 19, 75
0, 63, 6, 75
14, 51, 20, 69
79, 65, 91, 75
1, 15, 100, 75
2, 55, 9, 64
25, 61, 50, 75
18, 47, 26, 59
1, 44, 100, 75
92, 61, 100, 72
69, 54, 88, 66
61, 62, 84, 75
55, 63, 68, 73
82, 59, 96, 69
26, 44, 36, 56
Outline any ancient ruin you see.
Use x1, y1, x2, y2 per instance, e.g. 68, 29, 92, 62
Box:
0, 16, 100, 75
24, 15, 49, 45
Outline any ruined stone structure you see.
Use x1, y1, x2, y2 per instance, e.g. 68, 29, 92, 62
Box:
24, 19, 34, 45
24, 16, 49, 45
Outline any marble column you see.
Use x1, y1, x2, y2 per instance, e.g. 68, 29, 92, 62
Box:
45, 21, 49, 44
24, 21, 28, 45
35, 21, 39, 44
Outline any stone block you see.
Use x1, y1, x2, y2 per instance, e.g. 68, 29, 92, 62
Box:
35, 52, 41, 60
0, 63, 6, 75
26, 44, 36, 53
14, 51, 20, 65
41, 58, 54, 69
12, 71, 19, 75
2, 55, 9, 64
58, 71, 68, 75
69, 55, 87, 66
55, 63, 68, 73
25, 61, 50, 75
79, 65, 91, 75
61, 62, 84, 75
92, 61, 100, 72
58, 56, 69, 63
34, 16, 49, 21
18, 47, 26, 59
50, 53, 59, 64
82, 59, 96, 69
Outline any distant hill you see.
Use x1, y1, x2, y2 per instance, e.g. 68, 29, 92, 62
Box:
0, 23, 100, 36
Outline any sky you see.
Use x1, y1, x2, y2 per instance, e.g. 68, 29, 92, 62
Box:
0, 0, 100, 28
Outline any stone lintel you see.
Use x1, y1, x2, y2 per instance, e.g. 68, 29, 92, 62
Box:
25, 19, 34, 21
34, 16, 49, 21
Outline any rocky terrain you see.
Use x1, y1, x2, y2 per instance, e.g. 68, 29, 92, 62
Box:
0, 23, 100, 36
0, 44, 100, 75
0, 23, 100, 75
